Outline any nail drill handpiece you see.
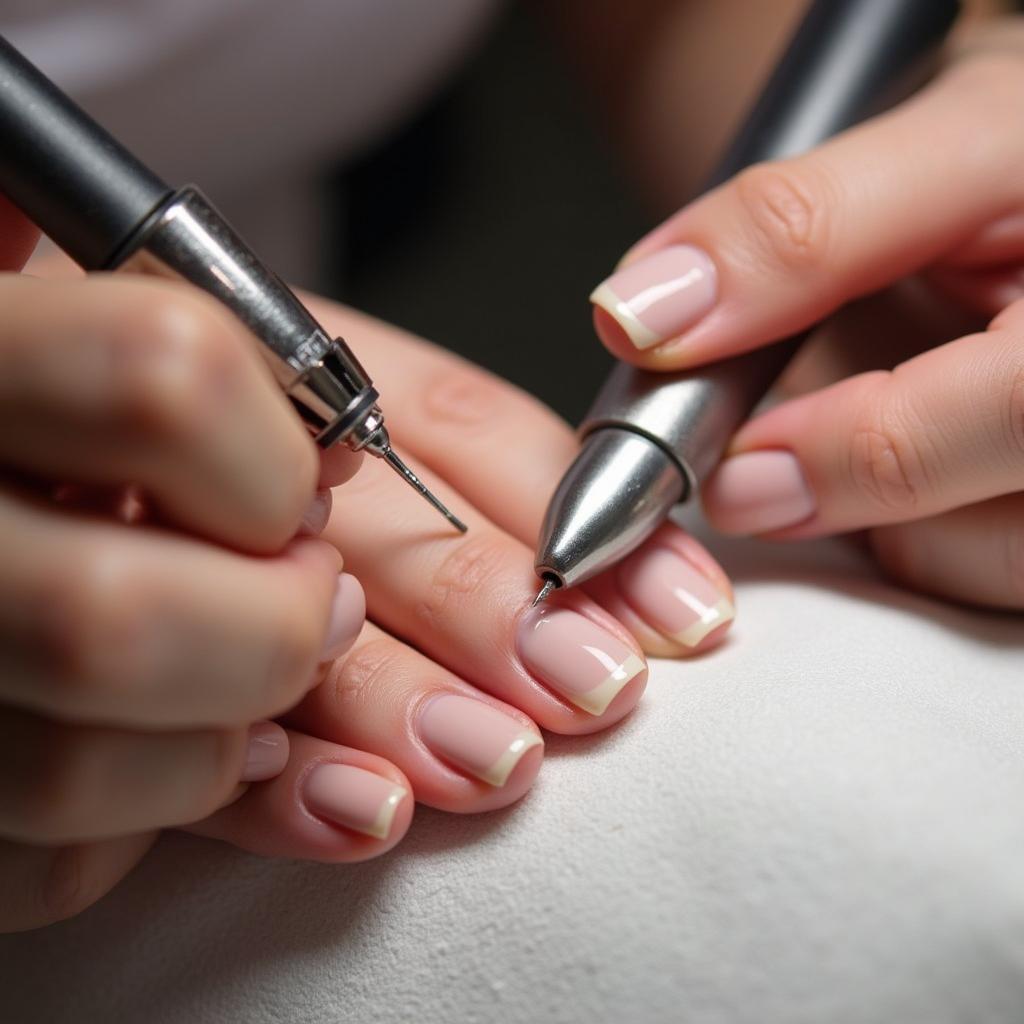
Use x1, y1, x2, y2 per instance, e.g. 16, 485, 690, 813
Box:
0, 36, 463, 532
533, 0, 960, 603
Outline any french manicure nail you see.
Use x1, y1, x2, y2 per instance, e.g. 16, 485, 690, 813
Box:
419, 694, 543, 787
303, 763, 408, 840
590, 244, 717, 350
706, 450, 816, 534
241, 721, 289, 782
299, 489, 333, 536
322, 573, 365, 661
517, 607, 645, 716
618, 548, 734, 649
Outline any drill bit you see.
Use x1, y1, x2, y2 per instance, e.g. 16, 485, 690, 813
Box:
532, 577, 559, 607
383, 447, 468, 533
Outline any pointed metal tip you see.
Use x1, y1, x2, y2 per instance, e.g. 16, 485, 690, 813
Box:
532, 578, 558, 607
382, 447, 468, 533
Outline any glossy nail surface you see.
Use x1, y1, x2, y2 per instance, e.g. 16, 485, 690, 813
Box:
591, 244, 717, 350
241, 721, 289, 782
705, 450, 816, 534
618, 547, 734, 648
303, 763, 407, 840
517, 607, 645, 716
419, 694, 543, 787
322, 573, 366, 661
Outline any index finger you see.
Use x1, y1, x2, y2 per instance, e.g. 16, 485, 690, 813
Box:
591, 56, 1024, 370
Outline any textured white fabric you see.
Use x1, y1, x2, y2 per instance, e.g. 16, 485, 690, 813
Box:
2, 522, 1022, 1023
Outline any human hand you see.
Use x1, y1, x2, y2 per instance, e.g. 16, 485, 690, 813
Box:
3, 218, 738, 931
0, 200, 410, 932
589, 28, 1024, 610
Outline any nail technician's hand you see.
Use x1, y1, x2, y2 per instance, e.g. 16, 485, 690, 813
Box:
0, 205, 413, 933
591, 29, 1024, 610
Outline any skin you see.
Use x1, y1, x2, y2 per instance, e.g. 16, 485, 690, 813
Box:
0, 213, 732, 931
3, 0, 1018, 930
591, 21, 1024, 611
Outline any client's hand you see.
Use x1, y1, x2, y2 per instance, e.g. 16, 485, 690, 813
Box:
2, 214, 735, 931
590, 25, 1024, 611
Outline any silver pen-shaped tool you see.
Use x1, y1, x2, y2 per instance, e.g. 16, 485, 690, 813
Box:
0, 36, 465, 533
534, 0, 959, 601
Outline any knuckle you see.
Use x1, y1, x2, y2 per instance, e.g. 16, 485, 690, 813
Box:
847, 377, 931, 514
327, 636, 408, 712
423, 365, 512, 428
109, 291, 237, 447
735, 161, 834, 274
422, 362, 565, 436
418, 533, 513, 630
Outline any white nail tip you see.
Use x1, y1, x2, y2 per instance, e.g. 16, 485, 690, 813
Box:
480, 731, 544, 787
357, 785, 407, 841
589, 281, 662, 350
673, 597, 735, 648
568, 653, 646, 716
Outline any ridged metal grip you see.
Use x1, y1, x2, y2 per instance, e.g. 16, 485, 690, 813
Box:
114, 186, 381, 447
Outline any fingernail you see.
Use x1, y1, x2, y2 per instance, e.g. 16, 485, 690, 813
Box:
418, 694, 543, 787
706, 450, 816, 534
590, 244, 717, 350
517, 607, 645, 716
242, 721, 289, 782
299, 489, 333, 536
303, 763, 408, 840
321, 573, 365, 661
618, 548, 734, 649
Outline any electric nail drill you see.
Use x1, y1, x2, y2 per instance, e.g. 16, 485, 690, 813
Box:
533, 0, 960, 604
0, 36, 466, 534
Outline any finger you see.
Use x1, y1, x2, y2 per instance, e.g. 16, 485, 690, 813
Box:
0, 831, 156, 933
0, 487, 356, 728
0, 274, 320, 553
287, 622, 544, 812
0, 194, 40, 271
327, 455, 648, 735
869, 492, 1024, 611
702, 317, 1024, 538
0, 709, 291, 843
583, 523, 736, 659
776, 280, 985, 400
589, 58, 1024, 369
306, 298, 737, 656
187, 729, 412, 861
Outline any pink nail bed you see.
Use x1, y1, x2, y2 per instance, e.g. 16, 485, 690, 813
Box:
618, 548, 734, 649
419, 694, 543, 787
590, 244, 717, 350
241, 721, 289, 782
321, 573, 365, 661
303, 763, 407, 840
705, 450, 816, 534
517, 607, 645, 716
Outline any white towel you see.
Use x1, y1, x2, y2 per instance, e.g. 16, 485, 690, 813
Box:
3, 520, 1022, 1024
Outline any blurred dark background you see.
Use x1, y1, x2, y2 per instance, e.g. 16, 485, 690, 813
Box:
325, 6, 650, 426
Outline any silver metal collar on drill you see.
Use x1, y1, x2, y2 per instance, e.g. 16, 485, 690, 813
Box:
113, 186, 466, 531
